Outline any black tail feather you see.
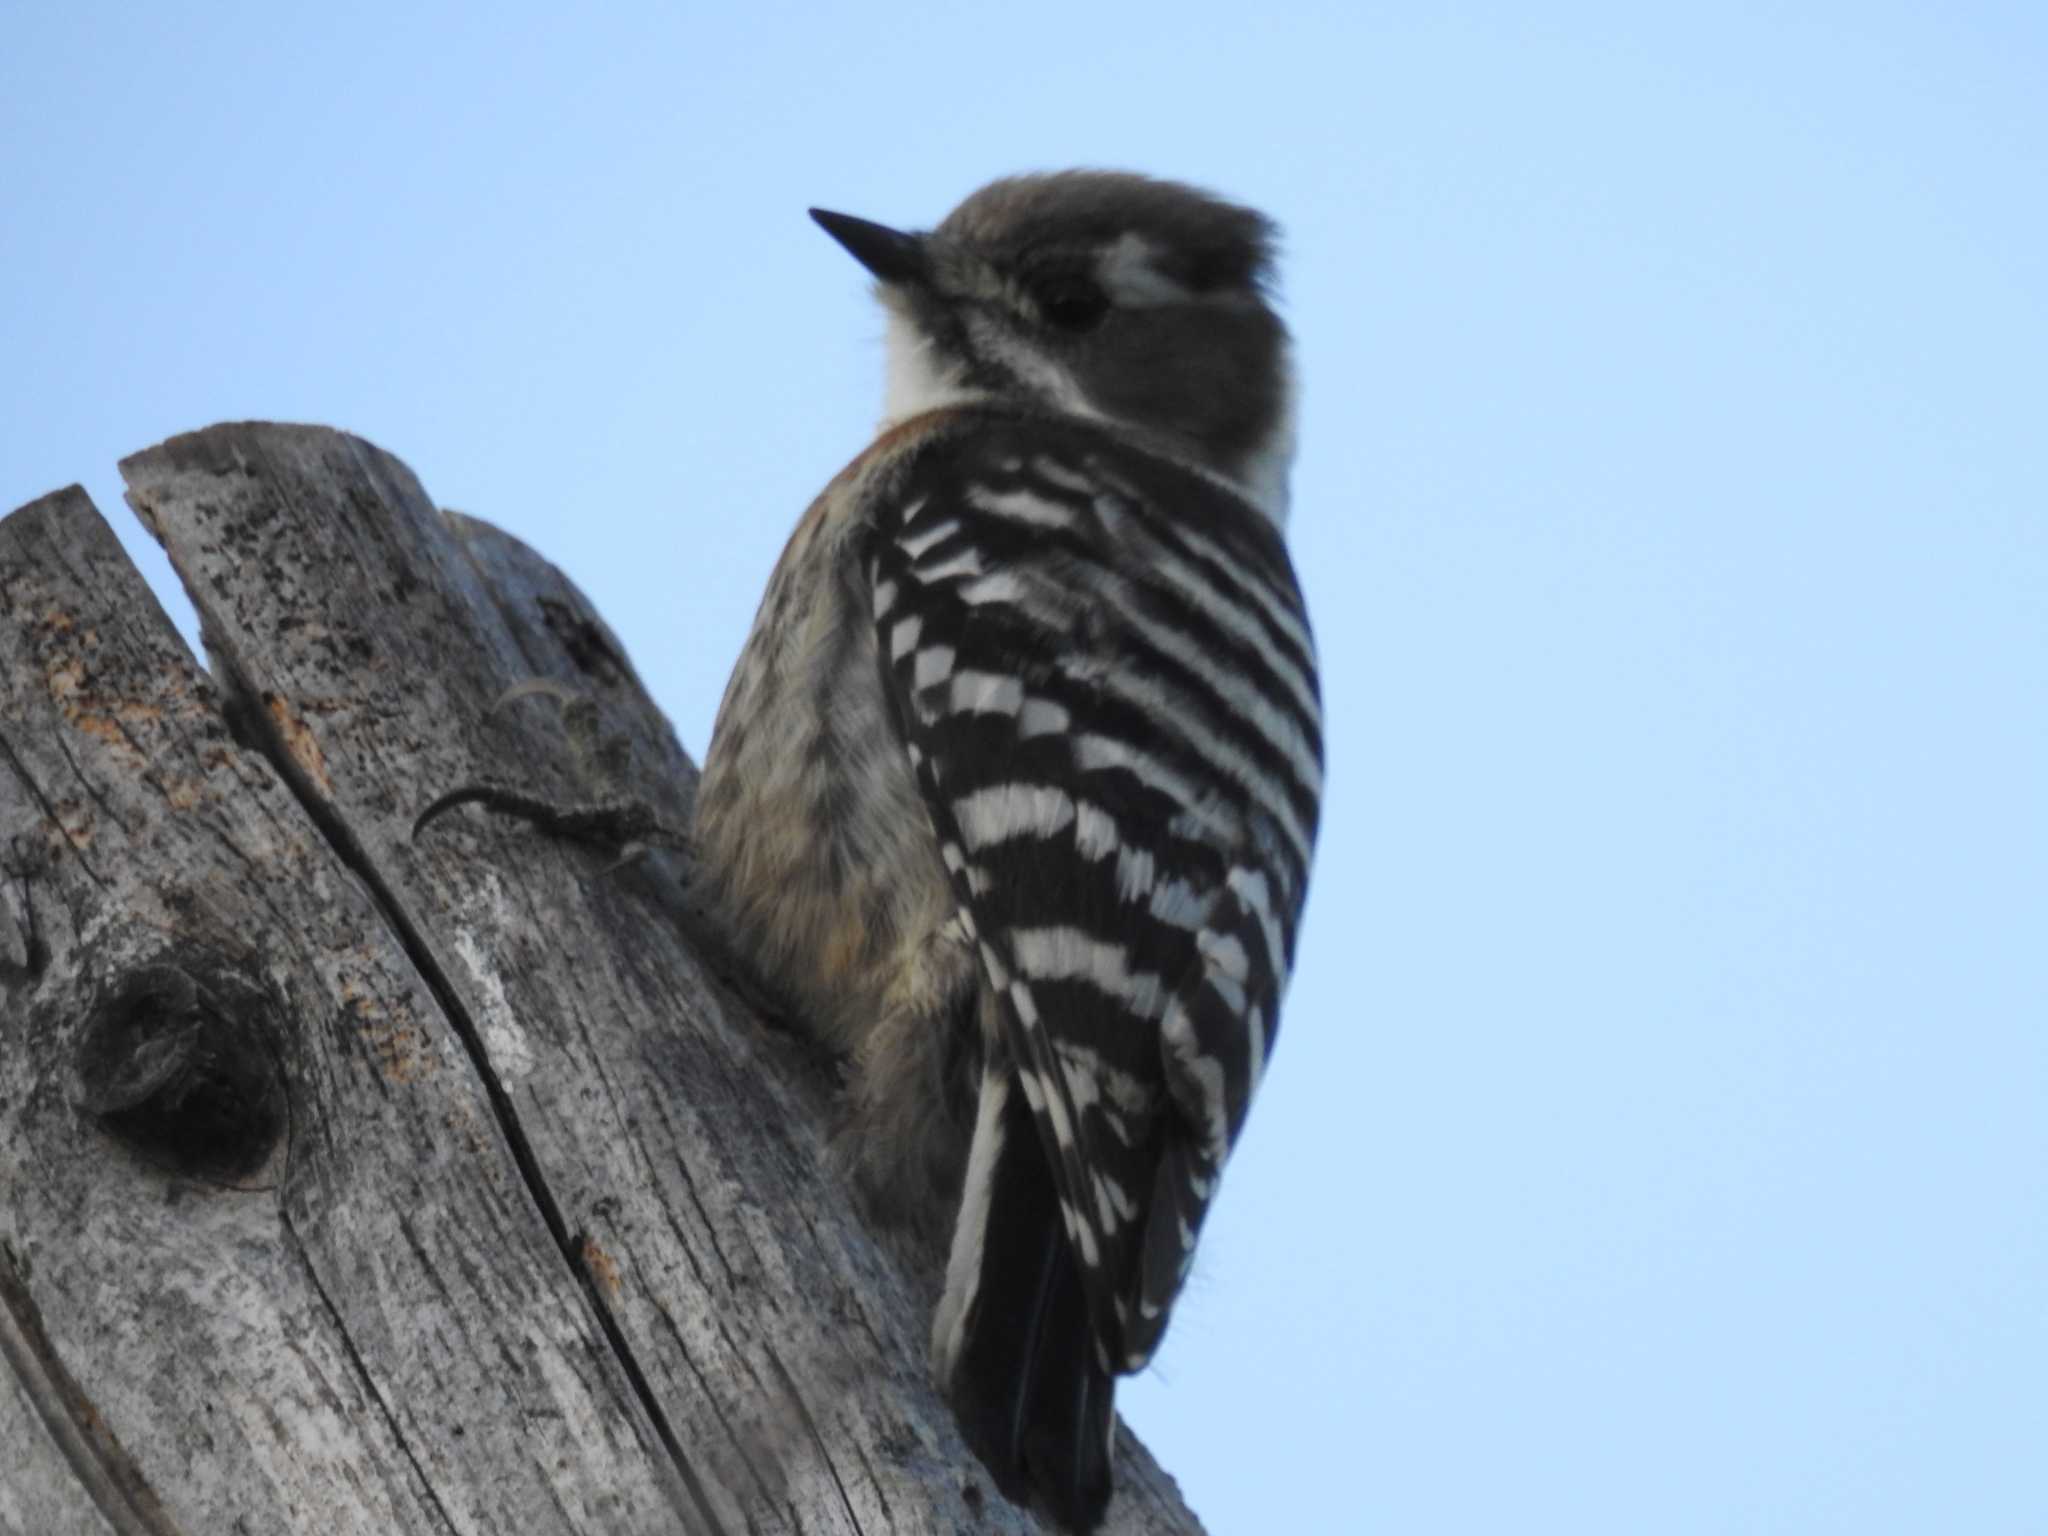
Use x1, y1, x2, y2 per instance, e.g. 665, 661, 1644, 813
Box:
948, 1080, 1115, 1531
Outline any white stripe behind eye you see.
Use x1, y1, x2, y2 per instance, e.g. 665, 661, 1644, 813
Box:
1096, 232, 1198, 307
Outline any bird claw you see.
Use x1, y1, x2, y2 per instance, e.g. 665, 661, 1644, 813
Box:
412, 678, 689, 854
411, 782, 690, 854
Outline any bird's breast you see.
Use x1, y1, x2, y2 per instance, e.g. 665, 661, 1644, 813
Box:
693, 413, 969, 1056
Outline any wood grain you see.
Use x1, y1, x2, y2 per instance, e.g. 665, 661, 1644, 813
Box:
0, 427, 1206, 1534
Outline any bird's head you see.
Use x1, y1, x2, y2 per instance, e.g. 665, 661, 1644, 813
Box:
812, 170, 1296, 521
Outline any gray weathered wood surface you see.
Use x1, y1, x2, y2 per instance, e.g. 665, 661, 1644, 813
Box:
0, 425, 1206, 1535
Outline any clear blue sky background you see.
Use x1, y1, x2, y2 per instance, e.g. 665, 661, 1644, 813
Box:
5, 6, 2044, 1532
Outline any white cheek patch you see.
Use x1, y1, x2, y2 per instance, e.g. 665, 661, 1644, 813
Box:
881, 305, 983, 425
875, 254, 1295, 527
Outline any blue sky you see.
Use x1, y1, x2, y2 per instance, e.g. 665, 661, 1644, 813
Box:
5, 5, 2044, 1531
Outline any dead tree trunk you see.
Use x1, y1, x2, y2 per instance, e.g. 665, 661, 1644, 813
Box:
0, 424, 1206, 1536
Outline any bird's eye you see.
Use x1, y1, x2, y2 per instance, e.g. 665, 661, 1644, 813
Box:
1034, 276, 1110, 332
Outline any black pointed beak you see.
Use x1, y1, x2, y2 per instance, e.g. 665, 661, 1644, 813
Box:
809, 208, 929, 286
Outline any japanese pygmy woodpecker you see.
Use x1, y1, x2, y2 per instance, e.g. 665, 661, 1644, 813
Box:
692, 170, 1321, 1531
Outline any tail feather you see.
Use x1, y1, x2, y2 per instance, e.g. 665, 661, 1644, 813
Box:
936, 1065, 1115, 1531
1125, 1128, 1215, 1368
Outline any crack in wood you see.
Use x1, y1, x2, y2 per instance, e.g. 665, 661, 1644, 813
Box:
205, 576, 734, 1536
0, 728, 110, 894
0, 1241, 186, 1536
280, 1213, 464, 1536
0, 427, 1209, 1535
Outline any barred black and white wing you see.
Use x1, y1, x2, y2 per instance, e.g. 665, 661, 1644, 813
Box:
870, 409, 1320, 1523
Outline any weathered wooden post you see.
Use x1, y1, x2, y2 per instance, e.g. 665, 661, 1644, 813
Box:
0, 425, 1204, 1534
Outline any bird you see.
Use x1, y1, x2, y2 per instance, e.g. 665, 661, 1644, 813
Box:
689, 170, 1322, 1530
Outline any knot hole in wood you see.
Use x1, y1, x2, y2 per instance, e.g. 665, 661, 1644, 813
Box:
72, 960, 289, 1188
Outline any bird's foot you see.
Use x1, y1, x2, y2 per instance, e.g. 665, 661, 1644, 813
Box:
412, 681, 690, 866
